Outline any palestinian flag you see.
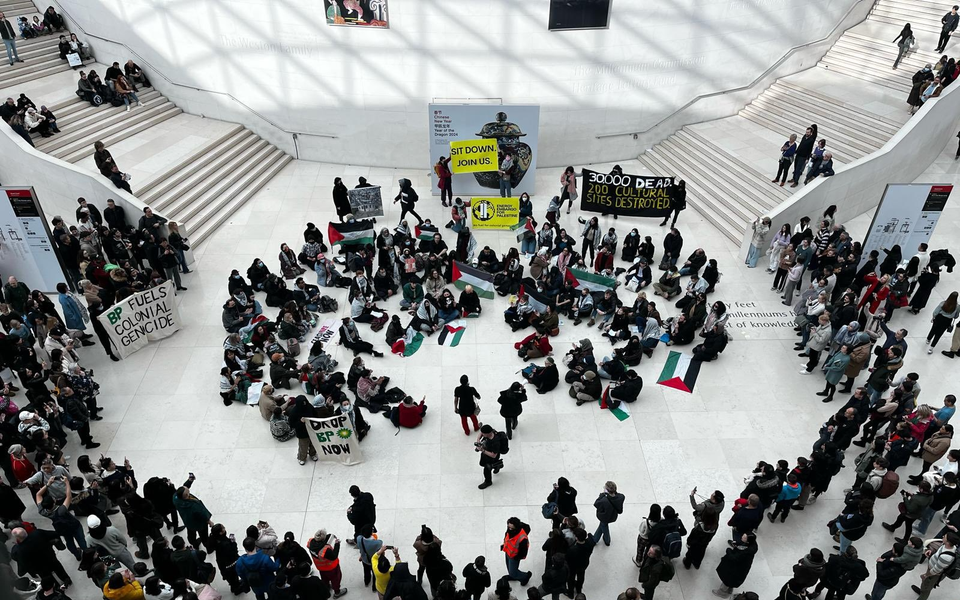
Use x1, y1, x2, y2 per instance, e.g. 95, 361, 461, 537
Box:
391, 328, 424, 357
438, 320, 465, 347
452, 261, 495, 299
518, 284, 550, 314
565, 267, 616, 293
657, 351, 701, 393
600, 386, 631, 421
415, 224, 440, 241
328, 221, 375, 247
511, 218, 535, 242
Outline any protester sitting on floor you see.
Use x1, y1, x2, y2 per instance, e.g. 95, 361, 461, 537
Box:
515, 331, 552, 361
388, 395, 427, 428
693, 324, 728, 362
522, 357, 559, 394
569, 371, 601, 406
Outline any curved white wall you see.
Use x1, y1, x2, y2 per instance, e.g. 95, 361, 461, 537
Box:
52, 0, 862, 167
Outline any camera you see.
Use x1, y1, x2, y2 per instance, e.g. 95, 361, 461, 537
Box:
474, 439, 486, 452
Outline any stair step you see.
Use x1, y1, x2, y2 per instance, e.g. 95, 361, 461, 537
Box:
817, 57, 911, 93
638, 152, 744, 245
677, 128, 790, 205
0, 1, 40, 12
35, 90, 163, 136
873, 0, 953, 20
37, 94, 168, 151
868, 12, 942, 35
56, 105, 183, 162
137, 127, 255, 202
0, 58, 91, 89
747, 94, 889, 149
839, 32, 941, 63
771, 80, 903, 130
738, 105, 866, 162
188, 152, 293, 245
153, 139, 271, 215
825, 43, 922, 83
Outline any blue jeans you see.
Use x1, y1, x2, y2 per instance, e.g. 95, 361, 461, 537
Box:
521, 237, 536, 255
678, 266, 694, 276
836, 523, 852, 553
499, 179, 512, 198
869, 578, 890, 600
3, 39, 20, 63
504, 555, 530, 585
746, 244, 761, 267
121, 91, 140, 106
56, 522, 87, 558
914, 506, 937, 535
592, 521, 611, 545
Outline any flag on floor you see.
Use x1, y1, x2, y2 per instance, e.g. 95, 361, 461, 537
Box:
518, 284, 550, 314
565, 266, 617, 293
657, 351, 701, 393
438, 320, 465, 347
328, 220, 375, 247
600, 386, 631, 421
452, 261, 496, 299
391, 327, 424, 357
415, 223, 440, 241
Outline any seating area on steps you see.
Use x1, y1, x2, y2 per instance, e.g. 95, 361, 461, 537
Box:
638, 9, 935, 244
0, 10, 291, 246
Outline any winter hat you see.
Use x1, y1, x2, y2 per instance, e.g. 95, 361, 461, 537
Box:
18, 411, 34, 421
583, 371, 596, 381
87, 515, 101, 529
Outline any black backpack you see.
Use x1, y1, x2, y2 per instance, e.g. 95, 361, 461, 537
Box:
497, 431, 510, 454
318, 296, 338, 313
663, 531, 682, 559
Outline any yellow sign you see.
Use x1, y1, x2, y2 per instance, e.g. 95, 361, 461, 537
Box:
449, 139, 499, 174
470, 197, 519, 230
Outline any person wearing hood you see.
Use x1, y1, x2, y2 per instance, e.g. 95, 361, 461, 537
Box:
497, 382, 527, 440
501, 517, 532, 585
333, 177, 351, 222
394, 178, 423, 225
86, 515, 136, 569
685, 487, 725, 570
172, 475, 213, 551
592, 481, 625, 546
712, 532, 757, 598
809, 545, 869, 600
383, 561, 427, 600
776, 548, 826, 600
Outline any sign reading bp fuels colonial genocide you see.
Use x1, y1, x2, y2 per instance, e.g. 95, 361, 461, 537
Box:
306, 415, 364, 465
98, 280, 182, 359
579, 168, 674, 217
449, 139, 499, 174
470, 197, 520, 230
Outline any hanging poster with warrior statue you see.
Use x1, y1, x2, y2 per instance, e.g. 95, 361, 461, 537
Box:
323, 0, 388, 27
428, 104, 540, 196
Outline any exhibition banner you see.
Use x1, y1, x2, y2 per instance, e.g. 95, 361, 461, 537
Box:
347, 186, 384, 218
323, 0, 388, 27
470, 197, 520, 230
0, 187, 66, 292
305, 415, 364, 465
429, 104, 540, 196
861, 184, 951, 270
579, 169, 674, 217
449, 139, 499, 174
98, 280, 182, 359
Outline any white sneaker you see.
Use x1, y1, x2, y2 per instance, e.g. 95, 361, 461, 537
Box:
139, 101, 146, 107
928, 347, 934, 354
798, 368, 810, 374
125, 105, 130, 112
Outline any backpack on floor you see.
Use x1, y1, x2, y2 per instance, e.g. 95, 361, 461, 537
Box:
318, 296, 338, 313
110, 97, 125, 107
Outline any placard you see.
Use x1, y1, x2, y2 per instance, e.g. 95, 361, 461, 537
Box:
449, 139, 499, 174
98, 280, 182, 359
861, 184, 951, 270
305, 415, 364, 465
347, 186, 383, 218
0, 187, 66, 292
470, 197, 520, 230
579, 168, 674, 217
429, 104, 540, 196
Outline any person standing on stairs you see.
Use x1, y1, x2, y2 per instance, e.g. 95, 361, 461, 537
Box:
773, 134, 797, 187
0, 12, 24, 66
790, 126, 817, 188
893, 24, 915, 70
936, 6, 959, 54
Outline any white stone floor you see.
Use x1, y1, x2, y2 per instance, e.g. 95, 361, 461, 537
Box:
10, 139, 960, 600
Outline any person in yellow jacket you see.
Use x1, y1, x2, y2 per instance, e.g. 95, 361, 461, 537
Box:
372, 545, 401, 599
102, 571, 144, 600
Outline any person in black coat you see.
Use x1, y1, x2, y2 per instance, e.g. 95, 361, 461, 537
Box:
209, 524, 246, 594
693, 324, 727, 362
546, 477, 579, 529
347, 485, 377, 540
524, 357, 559, 394
729, 494, 764, 538
497, 382, 527, 440
713, 532, 758, 597
809, 546, 869, 599
610, 370, 642, 404
867, 542, 909, 600
383, 562, 428, 600
10, 527, 72, 586
333, 178, 351, 222
461, 556, 491, 600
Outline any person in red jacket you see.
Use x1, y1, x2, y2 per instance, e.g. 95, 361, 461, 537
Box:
594, 245, 614, 275
515, 331, 552, 360
397, 396, 427, 428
